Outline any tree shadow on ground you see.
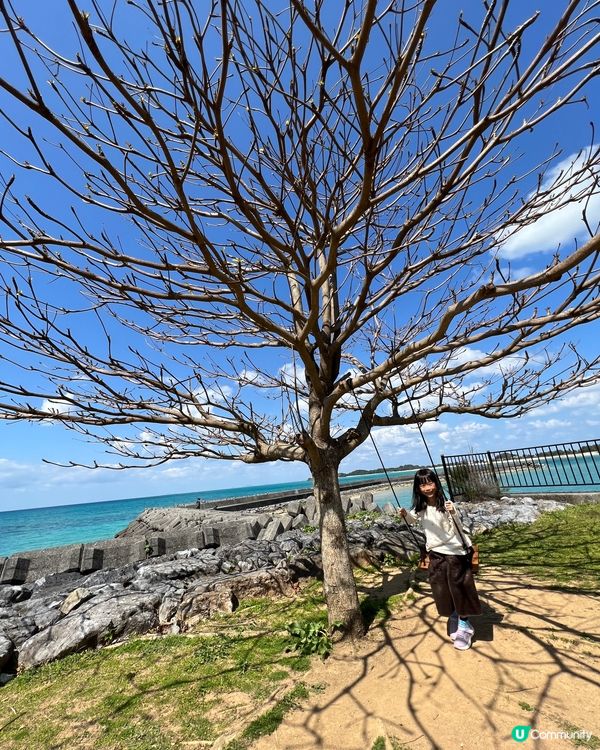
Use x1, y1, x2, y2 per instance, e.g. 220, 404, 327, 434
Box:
250, 561, 600, 750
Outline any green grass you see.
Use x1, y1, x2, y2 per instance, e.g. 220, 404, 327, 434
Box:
0, 602, 314, 750
475, 503, 600, 588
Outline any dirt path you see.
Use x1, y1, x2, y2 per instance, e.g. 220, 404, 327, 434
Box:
252, 567, 600, 750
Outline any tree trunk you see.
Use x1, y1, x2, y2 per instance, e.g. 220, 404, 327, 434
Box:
312, 457, 365, 639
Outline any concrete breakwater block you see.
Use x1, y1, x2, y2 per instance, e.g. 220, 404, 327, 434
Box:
80, 546, 104, 574
280, 514, 294, 532
215, 521, 257, 548
1, 545, 84, 585
1, 557, 30, 584
260, 519, 284, 541
359, 492, 376, 511
291, 513, 309, 530
286, 500, 303, 516
134, 536, 167, 559
201, 527, 220, 548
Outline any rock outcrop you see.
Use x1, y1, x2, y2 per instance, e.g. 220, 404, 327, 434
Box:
0, 493, 570, 678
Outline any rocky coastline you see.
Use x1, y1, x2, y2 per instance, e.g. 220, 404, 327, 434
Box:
0, 492, 570, 683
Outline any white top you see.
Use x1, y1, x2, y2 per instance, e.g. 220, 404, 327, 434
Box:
404, 504, 472, 555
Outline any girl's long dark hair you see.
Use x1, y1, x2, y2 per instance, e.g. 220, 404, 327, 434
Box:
412, 468, 446, 512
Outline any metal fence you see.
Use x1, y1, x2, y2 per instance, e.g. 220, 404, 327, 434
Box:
441, 439, 600, 499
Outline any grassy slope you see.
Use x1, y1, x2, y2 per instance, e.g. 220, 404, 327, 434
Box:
1, 504, 598, 749
474, 502, 600, 589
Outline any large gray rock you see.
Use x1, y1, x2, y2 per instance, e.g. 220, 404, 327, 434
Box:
208, 568, 297, 601
0, 585, 31, 606
84, 564, 139, 588
458, 496, 567, 534
133, 556, 219, 584
0, 614, 38, 648
18, 590, 161, 670
0, 634, 14, 671
176, 589, 238, 631
13, 596, 63, 632
158, 592, 185, 629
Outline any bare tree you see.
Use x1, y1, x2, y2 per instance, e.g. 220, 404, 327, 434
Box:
0, 0, 599, 636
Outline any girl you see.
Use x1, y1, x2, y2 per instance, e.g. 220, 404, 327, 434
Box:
400, 467, 481, 650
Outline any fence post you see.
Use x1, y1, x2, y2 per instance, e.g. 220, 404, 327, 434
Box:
486, 451, 501, 493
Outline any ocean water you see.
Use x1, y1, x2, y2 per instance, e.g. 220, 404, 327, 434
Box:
0, 471, 416, 557
4, 456, 597, 558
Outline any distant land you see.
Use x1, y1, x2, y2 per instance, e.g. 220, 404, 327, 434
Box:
339, 465, 420, 477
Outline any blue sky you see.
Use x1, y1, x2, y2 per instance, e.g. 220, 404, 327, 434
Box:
0, 1, 599, 511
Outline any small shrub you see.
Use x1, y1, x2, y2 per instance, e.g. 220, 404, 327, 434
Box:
101, 621, 117, 646
372, 737, 386, 750
285, 620, 332, 658
448, 461, 500, 501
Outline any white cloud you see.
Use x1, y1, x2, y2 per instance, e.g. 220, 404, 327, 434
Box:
40, 398, 76, 416
0, 457, 120, 492
239, 369, 263, 386
446, 346, 539, 378
278, 362, 306, 386
500, 265, 536, 280
497, 146, 600, 260
438, 421, 491, 444
533, 382, 600, 416
524, 418, 571, 431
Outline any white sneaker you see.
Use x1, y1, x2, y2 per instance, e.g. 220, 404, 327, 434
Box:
453, 623, 474, 650
449, 613, 459, 640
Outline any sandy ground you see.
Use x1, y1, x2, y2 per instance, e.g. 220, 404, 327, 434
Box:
251, 567, 600, 750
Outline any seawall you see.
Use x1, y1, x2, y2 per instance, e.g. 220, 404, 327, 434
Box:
0, 479, 392, 585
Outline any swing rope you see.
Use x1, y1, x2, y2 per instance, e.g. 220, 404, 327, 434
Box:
347, 376, 425, 553
346, 368, 471, 555
389, 369, 470, 550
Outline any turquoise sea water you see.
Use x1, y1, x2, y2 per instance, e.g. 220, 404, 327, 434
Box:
3, 456, 598, 558
0, 471, 416, 557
